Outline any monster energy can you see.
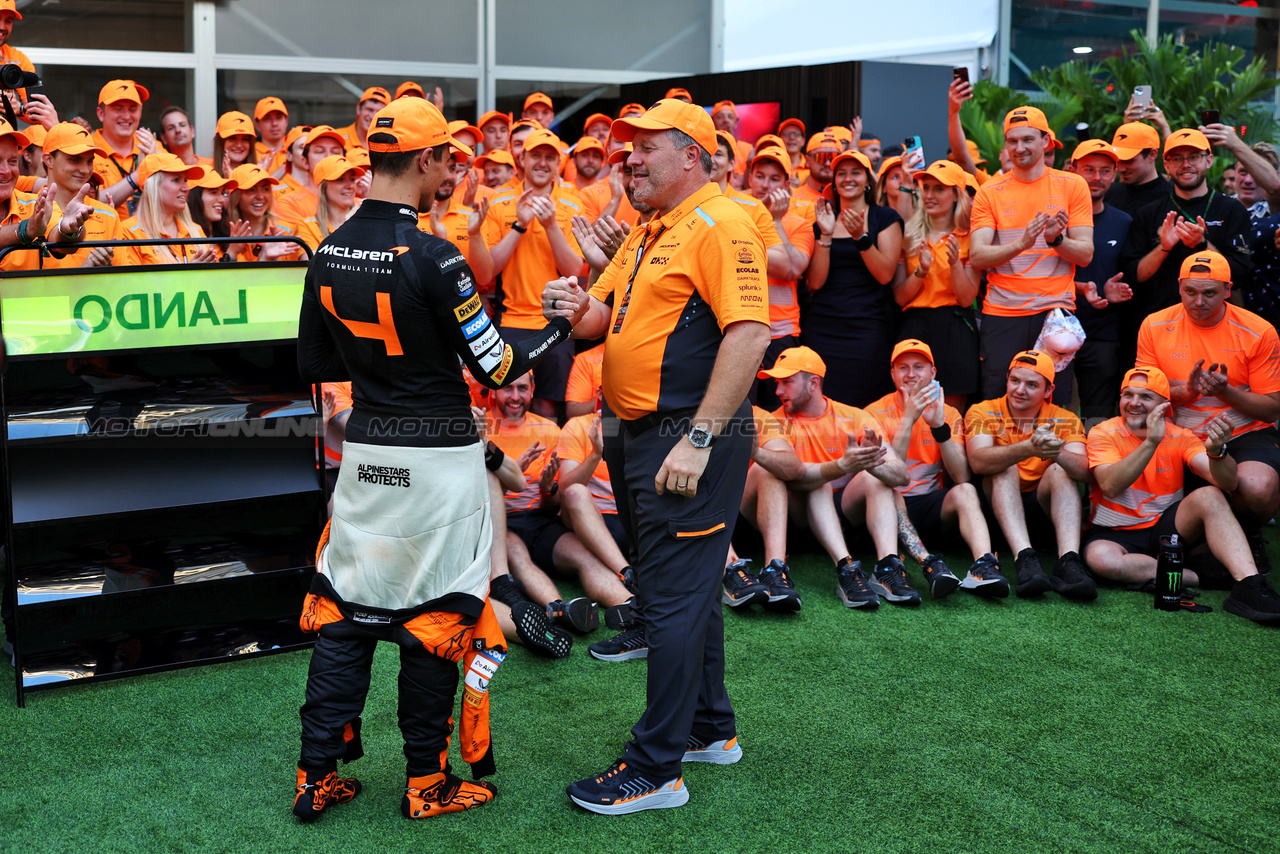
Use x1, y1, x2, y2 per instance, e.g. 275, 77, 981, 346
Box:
1154, 534, 1184, 611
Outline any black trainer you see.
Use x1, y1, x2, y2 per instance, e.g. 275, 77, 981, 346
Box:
510, 600, 573, 659
603, 599, 635, 631
567, 759, 688, 815
488, 572, 530, 608
1014, 548, 1052, 597
1223, 574, 1280, 625
1051, 551, 1098, 601
588, 625, 648, 661
959, 552, 1010, 598
722, 559, 770, 608
546, 597, 599, 633
921, 554, 961, 599
758, 558, 802, 612
870, 555, 921, 605
835, 559, 879, 609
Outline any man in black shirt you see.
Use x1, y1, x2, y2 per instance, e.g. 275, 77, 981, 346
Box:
293, 98, 578, 821
1070, 139, 1133, 423
1106, 121, 1171, 216
1120, 128, 1251, 320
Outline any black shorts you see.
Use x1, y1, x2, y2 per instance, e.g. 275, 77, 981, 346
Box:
499, 325, 573, 403
506, 508, 571, 569
1083, 501, 1184, 556
904, 489, 948, 544
898, 306, 980, 397
602, 511, 631, 558
1229, 426, 1280, 471
978, 310, 1075, 407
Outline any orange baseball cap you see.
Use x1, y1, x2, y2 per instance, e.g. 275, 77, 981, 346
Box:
1003, 105, 1062, 149
712, 100, 737, 118
313, 154, 366, 184
1111, 121, 1161, 159
283, 125, 312, 151
524, 92, 553, 111
913, 159, 968, 188
827, 126, 854, 144
1179, 251, 1231, 283
755, 133, 785, 153
618, 103, 646, 118
478, 110, 512, 130
574, 136, 605, 158
448, 120, 482, 143
806, 132, 840, 153
779, 118, 805, 136
1164, 128, 1211, 155
254, 97, 288, 120
1008, 350, 1056, 384
475, 149, 516, 170
1122, 367, 1171, 401
191, 167, 238, 191
0, 1, 23, 19
611, 98, 717, 156
664, 87, 693, 102
876, 155, 903, 182
511, 119, 543, 137
582, 112, 612, 133
229, 162, 280, 189
522, 128, 563, 157
757, 346, 827, 379
1070, 138, 1119, 164
305, 125, 346, 150
367, 99, 473, 156
891, 339, 935, 365
395, 81, 426, 99
21, 123, 44, 149
963, 171, 980, 193
215, 111, 255, 139
42, 122, 104, 157
136, 152, 203, 186
99, 79, 149, 106
346, 146, 370, 168
715, 129, 737, 155
359, 86, 391, 106
607, 142, 633, 165
832, 150, 873, 175
750, 149, 790, 177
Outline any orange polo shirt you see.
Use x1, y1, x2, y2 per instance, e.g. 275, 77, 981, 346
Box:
1135, 302, 1280, 440
589, 182, 769, 421
790, 181, 822, 224
482, 180, 584, 329
580, 179, 639, 228
41, 197, 125, 269
254, 141, 289, 176
91, 130, 144, 218
903, 231, 972, 310
486, 411, 561, 513
117, 217, 208, 265
557, 413, 615, 514
767, 211, 813, 338
1087, 416, 1204, 530
964, 396, 1086, 492
771, 397, 881, 489
275, 190, 317, 231
866, 392, 964, 496
0, 190, 43, 272
725, 186, 782, 251
969, 168, 1092, 317
565, 344, 604, 407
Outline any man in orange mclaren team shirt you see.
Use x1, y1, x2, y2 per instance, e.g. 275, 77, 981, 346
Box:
521, 92, 554, 128
1135, 251, 1280, 567
566, 135, 606, 191
778, 117, 808, 186
41, 122, 125, 268
253, 96, 291, 175
276, 125, 347, 229
964, 350, 1095, 600
478, 110, 511, 154
710, 101, 752, 189
562, 112, 613, 186
1083, 366, 1280, 623
790, 133, 840, 223
92, 79, 158, 217
969, 105, 1094, 403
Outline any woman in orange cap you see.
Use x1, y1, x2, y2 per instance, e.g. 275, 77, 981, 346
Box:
187, 167, 249, 261
876, 155, 916, 222
295, 155, 365, 252
805, 149, 904, 406
212, 111, 257, 178
895, 160, 981, 407
119, 152, 218, 265
228, 162, 302, 262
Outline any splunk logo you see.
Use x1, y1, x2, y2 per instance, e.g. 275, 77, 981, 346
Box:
316, 244, 407, 263
73, 290, 249, 332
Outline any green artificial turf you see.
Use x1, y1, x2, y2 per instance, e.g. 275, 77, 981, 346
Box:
2, 543, 1278, 854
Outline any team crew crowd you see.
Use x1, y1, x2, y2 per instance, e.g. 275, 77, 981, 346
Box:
2, 1, 1278, 821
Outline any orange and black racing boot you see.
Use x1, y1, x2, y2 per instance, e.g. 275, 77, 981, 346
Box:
293, 767, 362, 821
402, 768, 496, 818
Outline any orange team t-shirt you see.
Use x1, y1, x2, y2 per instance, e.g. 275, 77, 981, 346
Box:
969, 168, 1092, 317
486, 411, 561, 513
275, 172, 309, 199
322, 382, 354, 470
1135, 302, 1280, 440
866, 392, 964, 496
749, 405, 792, 469
565, 344, 604, 407
91, 130, 145, 218
254, 141, 289, 176
117, 217, 209, 265
333, 124, 361, 152
580, 180, 640, 228
725, 187, 783, 252
964, 396, 1086, 492
771, 397, 881, 489
482, 181, 585, 329
789, 181, 822, 224
275, 190, 318, 231
1087, 416, 1204, 530
903, 231, 972, 310
232, 221, 304, 263
41, 198, 125, 268
589, 181, 770, 421
767, 212, 814, 338
556, 413, 615, 514
0, 190, 44, 272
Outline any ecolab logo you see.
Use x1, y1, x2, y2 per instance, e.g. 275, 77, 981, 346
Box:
317, 244, 398, 263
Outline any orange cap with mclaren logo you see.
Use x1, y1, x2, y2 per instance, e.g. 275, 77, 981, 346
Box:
367, 99, 473, 156
1008, 349, 1056, 383
1111, 121, 1161, 160
254, 97, 288, 120
582, 112, 612, 134
612, 99, 717, 156
891, 339, 935, 365
313, 155, 365, 184
574, 136, 605, 158
478, 110, 512, 130
448, 119, 482, 144
1070, 138, 1119, 164
216, 111, 255, 139
758, 346, 827, 379
43, 122, 104, 157
191, 166, 238, 191
347, 146, 370, 168
395, 81, 425, 99
607, 142, 633, 165
99, 79, 149, 106
305, 125, 347, 151
1179, 250, 1231, 283
359, 86, 391, 105
475, 149, 515, 170
712, 100, 737, 118
524, 92, 553, 111
1122, 366, 1171, 400
754, 133, 785, 153
1164, 128, 1211, 155
283, 125, 312, 151
0, 0, 22, 19
779, 118, 805, 136
136, 152, 203, 186
912, 159, 968, 188
832, 150, 873, 175
22, 123, 44, 149
618, 103, 646, 118
229, 162, 280, 188
522, 128, 562, 157
750, 148, 790, 177
664, 87, 693, 102
806, 133, 840, 153
1003, 105, 1062, 149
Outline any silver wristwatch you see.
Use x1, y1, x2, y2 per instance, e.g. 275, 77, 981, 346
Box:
688, 426, 715, 448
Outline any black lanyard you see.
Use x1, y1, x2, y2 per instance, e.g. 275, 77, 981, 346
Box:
1171, 189, 1213, 221
611, 223, 666, 334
